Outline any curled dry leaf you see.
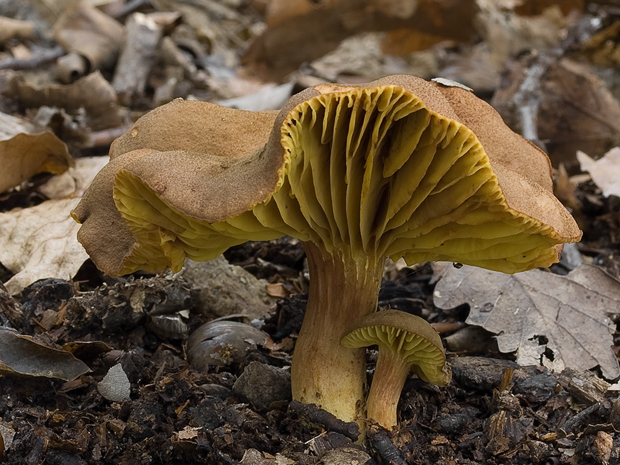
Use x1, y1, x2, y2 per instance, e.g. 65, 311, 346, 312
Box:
39, 156, 110, 199
3, 71, 125, 130
243, 0, 477, 78
492, 58, 620, 171
0, 111, 72, 193
0, 16, 34, 43
53, 2, 125, 72
0, 198, 87, 294
0, 327, 90, 381
577, 147, 620, 198
433, 264, 620, 379
0, 156, 108, 294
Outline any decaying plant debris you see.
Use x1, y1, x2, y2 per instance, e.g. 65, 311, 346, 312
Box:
1, 0, 620, 464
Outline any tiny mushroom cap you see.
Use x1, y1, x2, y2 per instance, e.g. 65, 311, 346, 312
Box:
72, 75, 581, 428
341, 309, 450, 429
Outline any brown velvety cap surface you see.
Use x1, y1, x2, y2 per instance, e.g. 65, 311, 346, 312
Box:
71, 149, 156, 276
73, 101, 281, 276
110, 99, 278, 160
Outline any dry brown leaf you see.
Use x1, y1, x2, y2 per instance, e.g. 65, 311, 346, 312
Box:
476, 1, 569, 67
243, 0, 477, 79
3, 71, 125, 130
577, 147, 620, 198
266, 283, 288, 298
0, 156, 108, 294
492, 58, 620, 171
582, 20, 620, 68
0, 16, 34, 43
39, 156, 109, 199
0, 327, 90, 380
0, 112, 72, 193
0, 198, 87, 294
53, 2, 125, 72
433, 264, 620, 378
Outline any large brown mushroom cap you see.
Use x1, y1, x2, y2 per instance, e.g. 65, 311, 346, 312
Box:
74, 74, 581, 277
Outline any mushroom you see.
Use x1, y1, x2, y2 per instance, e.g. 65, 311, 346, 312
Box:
72, 75, 581, 427
341, 309, 451, 429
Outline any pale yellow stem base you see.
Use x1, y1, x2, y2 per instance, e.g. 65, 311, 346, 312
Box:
291, 242, 384, 426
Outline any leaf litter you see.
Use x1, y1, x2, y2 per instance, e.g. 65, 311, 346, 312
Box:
433, 263, 620, 378
1, 0, 620, 463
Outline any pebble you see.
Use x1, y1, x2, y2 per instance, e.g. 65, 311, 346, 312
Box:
233, 361, 291, 411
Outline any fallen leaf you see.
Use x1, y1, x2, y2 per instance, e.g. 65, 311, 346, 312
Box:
577, 148, 620, 198
266, 283, 288, 298
215, 82, 294, 111
0, 111, 72, 193
0, 198, 87, 294
4, 71, 126, 130
0, 327, 90, 380
0, 156, 108, 294
39, 156, 109, 199
53, 2, 125, 71
243, 0, 477, 79
433, 264, 620, 379
492, 58, 620, 171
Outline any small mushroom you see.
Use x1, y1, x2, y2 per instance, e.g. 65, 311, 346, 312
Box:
72, 75, 581, 427
341, 309, 450, 429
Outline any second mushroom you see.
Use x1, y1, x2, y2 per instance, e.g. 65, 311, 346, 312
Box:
72, 75, 581, 428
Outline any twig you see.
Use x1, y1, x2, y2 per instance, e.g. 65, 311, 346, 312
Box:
288, 400, 360, 441
511, 15, 601, 149
559, 403, 605, 434
367, 425, 408, 465
0, 46, 64, 71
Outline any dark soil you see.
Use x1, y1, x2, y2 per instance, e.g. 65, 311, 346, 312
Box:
1, 220, 620, 464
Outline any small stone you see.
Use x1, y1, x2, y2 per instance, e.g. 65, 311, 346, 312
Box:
514, 372, 557, 404
97, 363, 131, 402
432, 413, 471, 434
181, 257, 275, 320
233, 361, 291, 411
317, 447, 370, 465
187, 320, 268, 370
450, 356, 518, 391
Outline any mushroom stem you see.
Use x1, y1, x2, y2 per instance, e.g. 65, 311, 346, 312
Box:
366, 349, 410, 429
291, 242, 384, 426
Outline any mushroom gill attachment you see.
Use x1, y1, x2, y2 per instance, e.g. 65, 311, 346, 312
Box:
341, 309, 451, 429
